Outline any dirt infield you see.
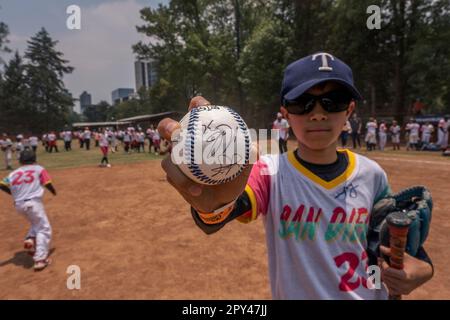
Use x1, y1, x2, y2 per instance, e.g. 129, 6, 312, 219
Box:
0, 149, 449, 299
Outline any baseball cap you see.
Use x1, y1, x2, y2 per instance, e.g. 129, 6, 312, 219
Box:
20, 147, 36, 164
281, 52, 362, 105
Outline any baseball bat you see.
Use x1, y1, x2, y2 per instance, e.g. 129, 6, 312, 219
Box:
386, 211, 412, 300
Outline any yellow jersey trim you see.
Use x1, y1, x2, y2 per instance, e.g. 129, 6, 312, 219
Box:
287, 148, 356, 190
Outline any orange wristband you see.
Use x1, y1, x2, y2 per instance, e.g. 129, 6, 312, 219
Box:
196, 201, 236, 225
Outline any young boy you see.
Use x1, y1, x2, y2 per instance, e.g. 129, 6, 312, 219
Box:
0, 148, 56, 271
99, 129, 111, 168
390, 120, 401, 150
158, 53, 433, 299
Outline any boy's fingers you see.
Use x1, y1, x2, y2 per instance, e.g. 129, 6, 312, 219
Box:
161, 156, 204, 197
157, 118, 180, 141
379, 245, 391, 256
157, 96, 210, 140
189, 96, 210, 111
383, 267, 407, 280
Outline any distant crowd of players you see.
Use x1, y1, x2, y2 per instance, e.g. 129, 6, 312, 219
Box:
1, 115, 449, 171
341, 114, 450, 153
0, 125, 171, 170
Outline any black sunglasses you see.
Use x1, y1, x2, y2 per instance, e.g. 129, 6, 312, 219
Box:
284, 90, 353, 115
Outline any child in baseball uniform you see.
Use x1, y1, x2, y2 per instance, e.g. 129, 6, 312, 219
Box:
407, 119, 420, 151
0, 148, 56, 271
99, 130, 111, 168
1, 133, 13, 170
365, 118, 377, 151
152, 131, 161, 155
389, 121, 401, 150
29, 135, 39, 153
159, 53, 434, 299
378, 121, 387, 151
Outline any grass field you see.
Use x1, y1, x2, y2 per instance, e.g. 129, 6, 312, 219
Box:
0, 140, 162, 172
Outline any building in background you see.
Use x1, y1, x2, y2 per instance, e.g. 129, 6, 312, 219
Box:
134, 59, 158, 91
79, 91, 92, 114
111, 88, 134, 105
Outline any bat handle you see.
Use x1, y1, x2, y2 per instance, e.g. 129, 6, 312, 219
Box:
386, 212, 412, 300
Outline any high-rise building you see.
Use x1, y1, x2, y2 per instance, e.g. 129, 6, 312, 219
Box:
111, 88, 134, 105
79, 91, 92, 114
134, 59, 158, 91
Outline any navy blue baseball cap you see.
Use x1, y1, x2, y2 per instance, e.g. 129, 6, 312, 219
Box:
281, 52, 362, 105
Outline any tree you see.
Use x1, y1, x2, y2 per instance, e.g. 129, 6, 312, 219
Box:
25, 28, 74, 132
133, 0, 450, 125
0, 16, 11, 63
0, 51, 32, 133
83, 100, 112, 122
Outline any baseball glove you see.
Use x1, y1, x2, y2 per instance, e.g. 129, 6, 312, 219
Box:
367, 186, 432, 263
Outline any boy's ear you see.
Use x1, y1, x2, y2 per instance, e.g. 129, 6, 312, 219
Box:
346, 101, 356, 118
280, 106, 289, 119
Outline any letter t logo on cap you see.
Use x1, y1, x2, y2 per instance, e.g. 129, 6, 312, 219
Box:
312, 53, 335, 71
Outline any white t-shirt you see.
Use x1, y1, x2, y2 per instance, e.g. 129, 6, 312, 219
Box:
273, 119, 290, 140
1, 165, 52, 202
242, 150, 390, 299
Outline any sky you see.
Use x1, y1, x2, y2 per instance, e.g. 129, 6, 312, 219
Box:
1, 0, 168, 112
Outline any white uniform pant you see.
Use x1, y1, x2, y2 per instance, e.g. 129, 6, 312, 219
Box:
15, 199, 52, 261
438, 131, 448, 149
4, 149, 12, 168
379, 134, 387, 150
422, 133, 431, 144
392, 134, 400, 144
409, 133, 419, 144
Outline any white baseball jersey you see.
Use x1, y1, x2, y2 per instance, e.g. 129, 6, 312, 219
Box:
378, 123, 387, 136
366, 122, 377, 134
1, 165, 52, 202
63, 131, 72, 142
83, 130, 92, 140
48, 133, 56, 141
1, 138, 12, 149
409, 123, 420, 136
99, 134, 109, 147
390, 125, 400, 135
242, 150, 390, 300
273, 119, 290, 140
29, 136, 39, 146
152, 132, 160, 142
421, 125, 432, 135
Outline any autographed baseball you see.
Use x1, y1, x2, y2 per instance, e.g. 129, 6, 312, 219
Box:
171, 105, 251, 185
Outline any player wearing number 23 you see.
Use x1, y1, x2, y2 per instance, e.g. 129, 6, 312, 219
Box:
159, 52, 434, 299
0, 147, 56, 271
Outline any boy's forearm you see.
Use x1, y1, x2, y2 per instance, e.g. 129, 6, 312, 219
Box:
191, 191, 252, 235
0, 184, 11, 195
45, 183, 57, 195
